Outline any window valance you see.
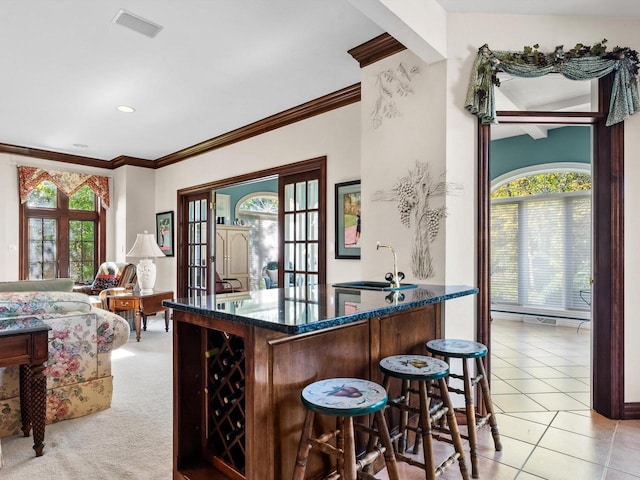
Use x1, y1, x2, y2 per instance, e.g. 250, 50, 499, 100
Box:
18, 166, 110, 208
465, 42, 640, 126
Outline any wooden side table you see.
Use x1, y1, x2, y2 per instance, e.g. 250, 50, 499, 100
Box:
108, 290, 174, 342
0, 317, 50, 457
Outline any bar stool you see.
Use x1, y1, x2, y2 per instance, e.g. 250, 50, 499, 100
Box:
292, 377, 400, 480
379, 355, 470, 480
426, 339, 502, 479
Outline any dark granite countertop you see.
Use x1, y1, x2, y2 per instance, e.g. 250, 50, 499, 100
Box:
164, 283, 478, 334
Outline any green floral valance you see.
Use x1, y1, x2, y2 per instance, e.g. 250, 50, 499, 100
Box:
465, 42, 640, 126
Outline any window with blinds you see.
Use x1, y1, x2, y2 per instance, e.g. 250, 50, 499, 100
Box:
491, 186, 591, 313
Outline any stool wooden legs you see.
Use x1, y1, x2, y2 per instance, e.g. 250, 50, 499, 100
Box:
438, 379, 470, 480
292, 409, 400, 480
461, 357, 502, 478
462, 359, 479, 477
387, 376, 470, 480
476, 358, 502, 451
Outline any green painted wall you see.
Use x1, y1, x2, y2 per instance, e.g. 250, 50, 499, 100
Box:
490, 126, 591, 181
216, 177, 278, 222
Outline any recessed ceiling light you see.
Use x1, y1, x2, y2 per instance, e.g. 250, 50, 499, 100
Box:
116, 105, 136, 113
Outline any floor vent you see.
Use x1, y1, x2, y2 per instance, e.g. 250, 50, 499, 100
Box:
524, 316, 558, 326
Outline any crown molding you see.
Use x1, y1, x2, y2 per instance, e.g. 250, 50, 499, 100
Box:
347, 33, 406, 68
0, 142, 113, 169
0, 83, 362, 170
155, 83, 361, 169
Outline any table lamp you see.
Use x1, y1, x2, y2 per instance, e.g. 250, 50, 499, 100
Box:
126, 230, 165, 294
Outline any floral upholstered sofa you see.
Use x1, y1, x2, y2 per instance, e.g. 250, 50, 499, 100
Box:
0, 290, 130, 438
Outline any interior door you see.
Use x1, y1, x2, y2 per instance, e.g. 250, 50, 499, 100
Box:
181, 191, 212, 298
279, 170, 325, 287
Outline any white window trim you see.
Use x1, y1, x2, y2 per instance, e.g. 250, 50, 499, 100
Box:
235, 191, 278, 219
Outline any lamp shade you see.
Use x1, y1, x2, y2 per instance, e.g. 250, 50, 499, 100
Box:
126, 231, 165, 258
126, 231, 165, 294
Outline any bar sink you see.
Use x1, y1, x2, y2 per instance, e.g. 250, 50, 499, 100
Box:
332, 281, 418, 291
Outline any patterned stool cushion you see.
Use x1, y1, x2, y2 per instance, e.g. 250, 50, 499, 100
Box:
379, 355, 449, 380
426, 338, 488, 359
301, 378, 388, 417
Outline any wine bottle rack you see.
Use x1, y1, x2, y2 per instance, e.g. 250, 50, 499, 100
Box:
206, 330, 246, 474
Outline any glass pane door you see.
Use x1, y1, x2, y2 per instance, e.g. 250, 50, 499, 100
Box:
184, 192, 211, 298
280, 171, 324, 288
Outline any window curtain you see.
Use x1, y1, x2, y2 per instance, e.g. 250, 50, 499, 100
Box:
465, 43, 640, 126
490, 193, 591, 312
18, 166, 110, 208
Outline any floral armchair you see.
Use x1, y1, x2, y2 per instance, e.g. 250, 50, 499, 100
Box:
0, 291, 130, 438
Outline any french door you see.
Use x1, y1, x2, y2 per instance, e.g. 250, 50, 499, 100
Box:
181, 191, 212, 298
176, 157, 326, 299
279, 171, 325, 287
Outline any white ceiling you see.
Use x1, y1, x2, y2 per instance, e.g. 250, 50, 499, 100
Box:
1, 1, 638, 163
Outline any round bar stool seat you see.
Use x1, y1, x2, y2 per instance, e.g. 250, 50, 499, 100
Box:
292, 378, 400, 480
379, 355, 470, 480
426, 339, 502, 479
425, 338, 488, 359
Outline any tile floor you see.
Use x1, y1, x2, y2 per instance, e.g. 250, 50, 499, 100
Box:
378, 318, 640, 480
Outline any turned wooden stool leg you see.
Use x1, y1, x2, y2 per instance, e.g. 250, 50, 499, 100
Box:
342, 417, 357, 480
292, 410, 315, 480
398, 379, 411, 454
373, 409, 401, 480
416, 380, 435, 480
476, 358, 502, 451
439, 378, 470, 480
462, 359, 480, 477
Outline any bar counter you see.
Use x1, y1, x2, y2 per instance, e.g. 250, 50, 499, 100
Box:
166, 283, 477, 480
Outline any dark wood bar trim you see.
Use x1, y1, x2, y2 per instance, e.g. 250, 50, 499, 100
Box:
347, 33, 406, 68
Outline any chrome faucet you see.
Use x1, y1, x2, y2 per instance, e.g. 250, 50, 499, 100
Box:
376, 242, 401, 289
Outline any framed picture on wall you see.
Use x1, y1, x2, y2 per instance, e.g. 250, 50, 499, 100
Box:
335, 180, 361, 259
156, 211, 174, 257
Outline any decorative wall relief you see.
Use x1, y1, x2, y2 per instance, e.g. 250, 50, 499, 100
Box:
373, 161, 460, 279
371, 63, 420, 128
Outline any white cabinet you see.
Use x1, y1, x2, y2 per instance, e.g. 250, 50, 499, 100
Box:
215, 225, 251, 290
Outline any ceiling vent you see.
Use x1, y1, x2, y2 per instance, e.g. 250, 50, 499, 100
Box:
112, 9, 163, 38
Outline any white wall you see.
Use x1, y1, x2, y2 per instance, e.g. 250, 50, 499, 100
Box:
359, 49, 448, 285
152, 102, 363, 293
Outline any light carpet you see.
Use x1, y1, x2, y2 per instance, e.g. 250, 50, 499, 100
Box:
1, 316, 173, 479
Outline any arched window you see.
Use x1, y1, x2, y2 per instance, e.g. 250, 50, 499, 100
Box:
236, 192, 278, 218
490, 167, 591, 313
